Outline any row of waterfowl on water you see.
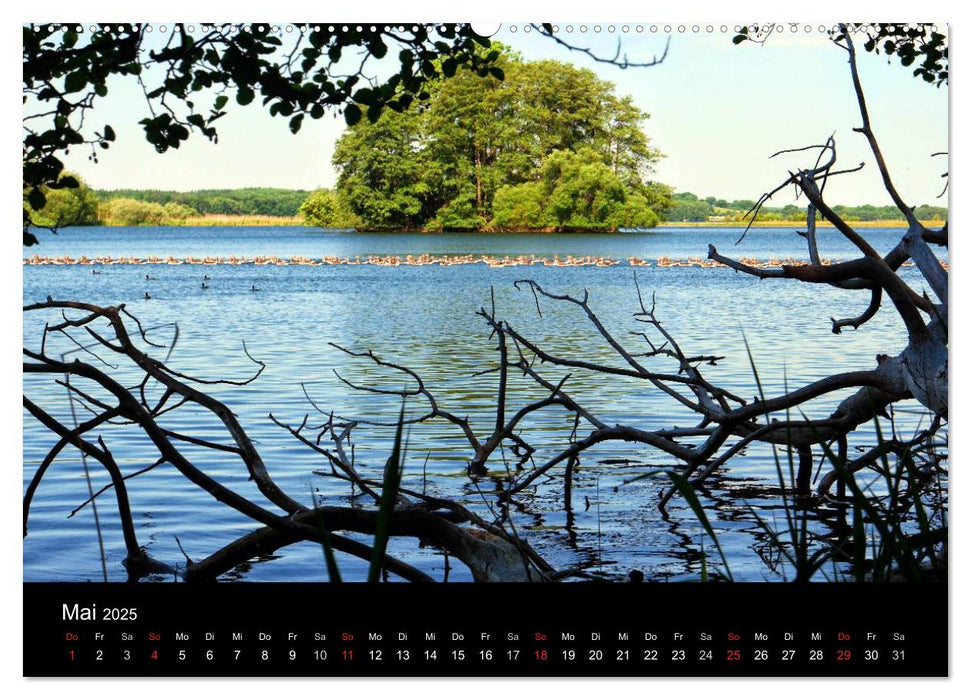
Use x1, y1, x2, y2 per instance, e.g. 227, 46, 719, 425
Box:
24, 253, 929, 269
22, 253, 621, 266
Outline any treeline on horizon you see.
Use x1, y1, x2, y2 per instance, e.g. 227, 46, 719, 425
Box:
97, 187, 309, 218
28, 179, 948, 230
25, 185, 309, 227
666, 191, 947, 223
93, 186, 950, 225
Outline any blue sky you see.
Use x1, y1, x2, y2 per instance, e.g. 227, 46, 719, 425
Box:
47, 23, 948, 207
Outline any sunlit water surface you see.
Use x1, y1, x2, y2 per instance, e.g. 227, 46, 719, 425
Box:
23, 227, 944, 582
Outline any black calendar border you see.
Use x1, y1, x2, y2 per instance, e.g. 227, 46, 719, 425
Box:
23, 581, 948, 678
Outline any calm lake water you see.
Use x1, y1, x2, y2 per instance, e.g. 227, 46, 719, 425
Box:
23, 226, 942, 582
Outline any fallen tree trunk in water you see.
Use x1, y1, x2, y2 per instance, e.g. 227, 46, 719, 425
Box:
184, 506, 551, 583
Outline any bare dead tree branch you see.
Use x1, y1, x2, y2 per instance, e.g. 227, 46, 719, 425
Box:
24, 300, 557, 582
531, 23, 670, 69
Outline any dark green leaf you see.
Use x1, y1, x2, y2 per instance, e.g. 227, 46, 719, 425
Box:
28, 188, 46, 211
236, 86, 255, 105
64, 71, 87, 94
344, 103, 362, 125
369, 38, 387, 59
309, 29, 327, 49
353, 87, 375, 105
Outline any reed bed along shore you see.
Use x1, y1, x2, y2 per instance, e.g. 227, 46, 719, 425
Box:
171, 215, 304, 226
23, 253, 935, 269
92, 216, 945, 229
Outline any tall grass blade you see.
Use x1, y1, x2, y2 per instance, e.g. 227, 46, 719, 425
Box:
852, 503, 866, 582
699, 532, 708, 582
742, 335, 797, 542
308, 484, 342, 582
805, 412, 923, 581
665, 470, 733, 581
368, 401, 407, 583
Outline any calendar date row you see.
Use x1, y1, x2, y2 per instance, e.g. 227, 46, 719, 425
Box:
64, 644, 908, 664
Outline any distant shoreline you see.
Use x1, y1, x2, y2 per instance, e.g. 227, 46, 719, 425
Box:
87, 215, 946, 230
661, 219, 945, 229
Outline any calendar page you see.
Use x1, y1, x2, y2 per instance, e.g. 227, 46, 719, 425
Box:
21, 20, 949, 678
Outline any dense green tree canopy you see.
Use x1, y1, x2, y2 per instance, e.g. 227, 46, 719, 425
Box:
734, 23, 947, 86
23, 22, 501, 244
324, 47, 668, 231
493, 149, 660, 230
299, 189, 362, 228
99, 198, 197, 225
332, 103, 431, 229
854, 23, 948, 86
23, 171, 99, 229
